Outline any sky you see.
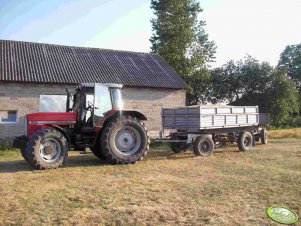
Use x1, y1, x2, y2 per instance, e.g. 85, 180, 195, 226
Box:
0, 0, 301, 67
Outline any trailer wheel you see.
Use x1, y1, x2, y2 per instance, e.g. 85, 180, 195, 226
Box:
238, 131, 253, 152
101, 116, 149, 164
260, 128, 268, 144
170, 143, 189, 153
26, 129, 69, 170
193, 135, 214, 156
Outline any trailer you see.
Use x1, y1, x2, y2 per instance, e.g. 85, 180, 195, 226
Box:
156, 105, 269, 156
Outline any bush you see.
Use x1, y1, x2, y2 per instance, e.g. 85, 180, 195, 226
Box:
0, 138, 14, 151
0, 144, 14, 151
292, 116, 301, 127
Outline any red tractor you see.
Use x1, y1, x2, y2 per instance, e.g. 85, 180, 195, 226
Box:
18, 83, 150, 170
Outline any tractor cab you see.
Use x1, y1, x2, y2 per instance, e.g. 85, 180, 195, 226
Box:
67, 83, 123, 129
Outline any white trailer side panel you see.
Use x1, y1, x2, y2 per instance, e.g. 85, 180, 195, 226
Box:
162, 105, 259, 130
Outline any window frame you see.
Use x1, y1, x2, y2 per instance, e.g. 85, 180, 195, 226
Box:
0, 110, 18, 124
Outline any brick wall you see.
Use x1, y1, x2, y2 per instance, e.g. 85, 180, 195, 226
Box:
0, 83, 75, 144
0, 82, 186, 143
122, 87, 186, 137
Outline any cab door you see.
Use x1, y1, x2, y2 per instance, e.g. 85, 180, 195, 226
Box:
93, 84, 112, 127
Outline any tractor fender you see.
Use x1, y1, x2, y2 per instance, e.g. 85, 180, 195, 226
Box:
94, 110, 147, 146
105, 110, 147, 121
120, 110, 147, 121
48, 125, 71, 149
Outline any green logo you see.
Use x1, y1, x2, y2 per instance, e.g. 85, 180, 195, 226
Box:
267, 206, 299, 224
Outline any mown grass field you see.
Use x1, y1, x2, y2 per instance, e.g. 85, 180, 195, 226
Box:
0, 129, 301, 225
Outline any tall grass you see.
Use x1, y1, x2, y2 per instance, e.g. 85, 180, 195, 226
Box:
268, 127, 301, 139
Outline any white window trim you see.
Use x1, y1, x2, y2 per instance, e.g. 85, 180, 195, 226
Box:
0, 110, 18, 124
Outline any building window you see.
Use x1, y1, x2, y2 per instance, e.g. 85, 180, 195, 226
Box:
39, 95, 68, 112
0, 110, 17, 123
39, 95, 94, 119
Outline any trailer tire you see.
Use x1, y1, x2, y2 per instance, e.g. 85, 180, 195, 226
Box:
238, 131, 253, 152
193, 135, 214, 156
26, 129, 69, 170
101, 116, 149, 164
260, 128, 268, 144
170, 143, 189, 153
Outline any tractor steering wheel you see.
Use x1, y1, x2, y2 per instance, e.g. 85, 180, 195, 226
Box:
86, 101, 94, 111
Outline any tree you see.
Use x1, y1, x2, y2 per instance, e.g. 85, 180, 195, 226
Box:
209, 60, 241, 104
268, 72, 300, 127
278, 43, 301, 113
150, 0, 216, 104
209, 56, 274, 111
278, 43, 301, 91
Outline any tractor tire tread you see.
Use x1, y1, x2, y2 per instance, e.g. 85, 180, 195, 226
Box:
101, 115, 149, 164
26, 129, 68, 170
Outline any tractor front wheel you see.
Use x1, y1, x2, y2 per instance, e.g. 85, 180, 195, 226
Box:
26, 129, 69, 170
101, 116, 149, 164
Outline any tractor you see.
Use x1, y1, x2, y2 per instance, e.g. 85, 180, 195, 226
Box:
18, 83, 150, 170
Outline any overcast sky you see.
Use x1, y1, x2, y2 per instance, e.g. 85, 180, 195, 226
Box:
1, 0, 300, 67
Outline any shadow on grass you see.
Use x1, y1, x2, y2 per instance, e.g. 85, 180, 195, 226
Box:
0, 153, 109, 173
146, 148, 193, 161
0, 159, 33, 173
0, 150, 185, 173
0, 144, 260, 173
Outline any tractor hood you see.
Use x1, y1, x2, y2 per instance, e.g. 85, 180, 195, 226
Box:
27, 112, 77, 125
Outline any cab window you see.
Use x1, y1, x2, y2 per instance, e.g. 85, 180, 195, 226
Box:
94, 84, 112, 116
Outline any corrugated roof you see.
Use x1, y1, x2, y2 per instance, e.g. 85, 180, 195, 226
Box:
0, 40, 187, 89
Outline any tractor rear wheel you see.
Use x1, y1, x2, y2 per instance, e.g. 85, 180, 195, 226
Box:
26, 129, 69, 170
101, 116, 149, 164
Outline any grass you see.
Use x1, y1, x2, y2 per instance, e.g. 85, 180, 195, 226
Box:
0, 134, 301, 225
268, 127, 301, 139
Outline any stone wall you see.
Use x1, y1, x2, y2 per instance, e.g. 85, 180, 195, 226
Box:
122, 87, 186, 137
0, 82, 186, 143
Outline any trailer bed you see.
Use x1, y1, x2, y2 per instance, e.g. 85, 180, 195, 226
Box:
162, 105, 260, 130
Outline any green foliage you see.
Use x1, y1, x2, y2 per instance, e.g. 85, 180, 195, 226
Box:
268, 73, 300, 127
292, 116, 301, 127
209, 60, 241, 104
186, 68, 211, 105
0, 144, 14, 151
278, 43, 301, 113
209, 56, 300, 127
278, 43, 301, 91
150, 0, 216, 104
209, 56, 274, 109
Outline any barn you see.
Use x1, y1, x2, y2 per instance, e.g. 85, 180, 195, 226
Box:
0, 40, 186, 144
